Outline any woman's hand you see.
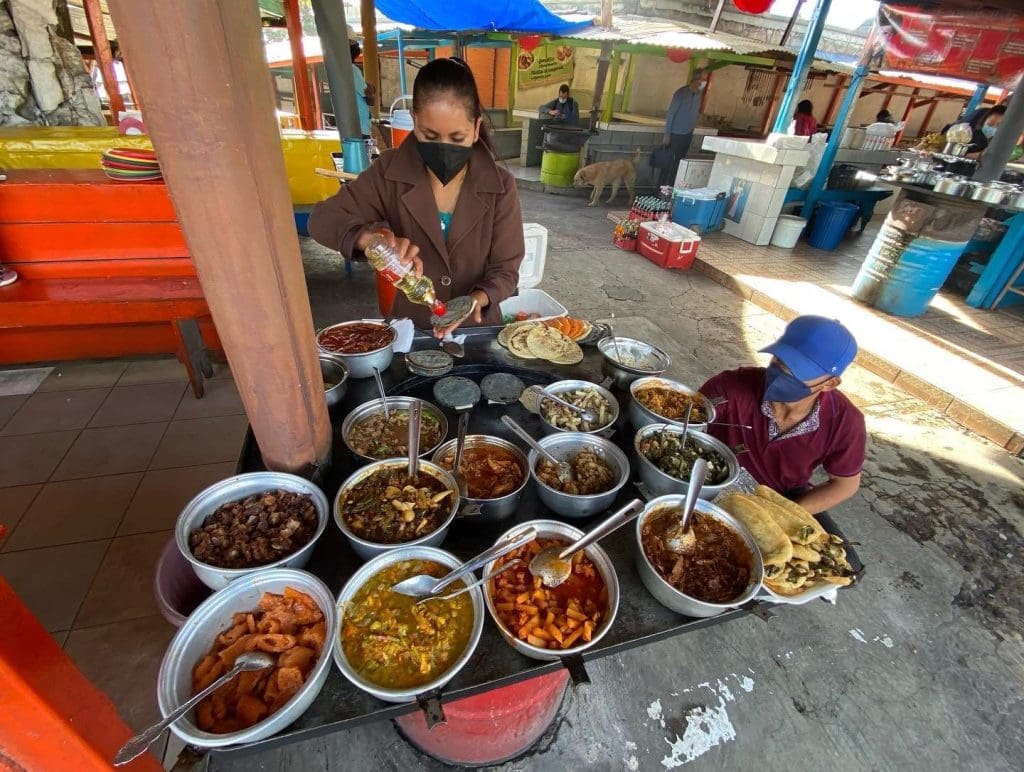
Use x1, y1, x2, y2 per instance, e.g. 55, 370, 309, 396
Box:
433, 290, 488, 339
356, 228, 423, 278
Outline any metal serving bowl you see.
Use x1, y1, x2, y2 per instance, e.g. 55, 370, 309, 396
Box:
527, 433, 630, 519
538, 379, 618, 436
633, 424, 738, 500
635, 496, 763, 618
333, 459, 460, 560
341, 396, 449, 464
483, 520, 619, 661
597, 337, 670, 389
319, 353, 349, 408
332, 546, 484, 702
157, 568, 337, 747
628, 376, 716, 433
175, 473, 330, 591
431, 435, 529, 522
315, 320, 395, 379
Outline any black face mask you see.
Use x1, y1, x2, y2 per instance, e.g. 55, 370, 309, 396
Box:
417, 141, 473, 185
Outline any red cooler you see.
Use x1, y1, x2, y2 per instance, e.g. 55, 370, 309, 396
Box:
637, 221, 701, 270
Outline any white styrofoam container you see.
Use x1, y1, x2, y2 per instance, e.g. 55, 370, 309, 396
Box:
673, 159, 713, 190
499, 223, 566, 321
499, 288, 568, 322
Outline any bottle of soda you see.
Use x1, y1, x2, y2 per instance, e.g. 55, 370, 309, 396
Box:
363, 233, 447, 316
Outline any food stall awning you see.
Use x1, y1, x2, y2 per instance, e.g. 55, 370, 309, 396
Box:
373, 0, 591, 34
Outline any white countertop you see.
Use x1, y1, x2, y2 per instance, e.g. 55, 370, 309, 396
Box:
701, 136, 809, 166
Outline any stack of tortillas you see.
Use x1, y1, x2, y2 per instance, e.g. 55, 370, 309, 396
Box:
497, 321, 583, 365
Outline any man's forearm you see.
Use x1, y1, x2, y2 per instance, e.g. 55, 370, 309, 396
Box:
793, 475, 860, 514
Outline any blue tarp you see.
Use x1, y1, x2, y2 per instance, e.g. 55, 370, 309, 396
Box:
375, 0, 590, 34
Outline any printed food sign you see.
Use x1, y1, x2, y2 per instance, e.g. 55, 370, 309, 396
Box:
518, 44, 575, 88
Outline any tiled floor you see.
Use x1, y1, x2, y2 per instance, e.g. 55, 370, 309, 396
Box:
0, 358, 247, 746
692, 226, 1024, 453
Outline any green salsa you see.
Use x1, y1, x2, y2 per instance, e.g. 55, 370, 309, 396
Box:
341, 559, 474, 689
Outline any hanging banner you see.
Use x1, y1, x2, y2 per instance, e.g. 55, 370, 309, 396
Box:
862, 4, 1024, 85
517, 43, 575, 89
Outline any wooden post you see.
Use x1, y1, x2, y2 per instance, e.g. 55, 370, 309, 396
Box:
123, 62, 142, 110
823, 75, 846, 125
760, 71, 785, 137
284, 0, 316, 131
709, 0, 726, 33
310, 65, 323, 129
82, 0, 125, 120
360, 0, 381, 119
600, 0, 612, 28
919, 97, 940, 137
601, 50, 620, 123
590, 42, 613, 131
106, 0, 331, 475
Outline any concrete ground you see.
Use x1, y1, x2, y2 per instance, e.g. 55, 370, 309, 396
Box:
207, 189, 1023, 770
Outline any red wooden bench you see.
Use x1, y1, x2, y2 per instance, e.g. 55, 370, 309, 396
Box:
0, 169, 221, 396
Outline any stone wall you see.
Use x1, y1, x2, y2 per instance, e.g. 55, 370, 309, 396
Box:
0, 0, 102, 126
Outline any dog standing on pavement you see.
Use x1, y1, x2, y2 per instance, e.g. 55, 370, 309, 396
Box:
573, 148, 641, 206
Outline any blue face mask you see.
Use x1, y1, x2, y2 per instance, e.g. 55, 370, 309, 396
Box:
764, 363, 814, 403
982, 124, 997, 139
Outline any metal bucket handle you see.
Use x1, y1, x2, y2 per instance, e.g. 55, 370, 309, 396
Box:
389, 95, 414, 114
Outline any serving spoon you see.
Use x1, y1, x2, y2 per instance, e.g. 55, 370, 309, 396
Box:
526, 385, 600, 425
415, 560, 522, 605
391, 526, 538, 600
529, 499, 645, 588
407, 399, 422, 481
501, 415, 573, 484
663, 458, 707, 553
451, 412, 469, 497
114, 651, 275, 766
372, 366, 390, 420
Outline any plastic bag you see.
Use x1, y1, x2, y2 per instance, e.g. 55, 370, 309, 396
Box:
792, 133, 828, 189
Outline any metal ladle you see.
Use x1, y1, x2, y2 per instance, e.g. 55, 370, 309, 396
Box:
664, 457, 707, 553
407, 399, 422, 481
501, 415, 573, 484
452, 412, 469, 497
526, 385, 599, 425
372, 366, 390, 419
114, 651, 275, 765
529, 499, 645, 587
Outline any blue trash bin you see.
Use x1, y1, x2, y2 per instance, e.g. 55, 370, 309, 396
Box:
807, 201, 861, 250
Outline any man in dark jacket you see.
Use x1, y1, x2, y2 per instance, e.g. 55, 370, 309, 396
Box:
539, 84, 579, 126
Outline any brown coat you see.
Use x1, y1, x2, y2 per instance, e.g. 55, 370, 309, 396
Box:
308, 136, 525, 328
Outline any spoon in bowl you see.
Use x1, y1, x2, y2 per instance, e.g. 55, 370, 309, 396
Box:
114, 651, 275, 765
529, 499, 645, 587
663, 458, 707, 553
407, 400, 422, 481
372, 367, 390, 420
527, 385, 599, 426
501, 415, 573, 484
451, 412, 469, 497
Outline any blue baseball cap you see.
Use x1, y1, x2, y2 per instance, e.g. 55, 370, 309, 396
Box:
760, 316, 857, 380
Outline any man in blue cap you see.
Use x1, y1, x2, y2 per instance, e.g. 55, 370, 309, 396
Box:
699, 316, 865, 513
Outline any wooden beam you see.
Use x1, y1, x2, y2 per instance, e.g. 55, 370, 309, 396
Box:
283, 0, 316, 131
920, 98, 940, 136
601, 50, 621, 123
360, 0, 381, 119
824, 75, 846, 125
82, 0, 124, 121
880, 84, 897, 110
310, 65, 323, 129
106, 0, 331, 475
760, 71, 786, 137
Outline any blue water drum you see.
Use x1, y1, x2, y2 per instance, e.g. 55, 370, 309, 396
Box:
342, 137, 370, 174
807, 201, 861, 250
851, 222, 968, 317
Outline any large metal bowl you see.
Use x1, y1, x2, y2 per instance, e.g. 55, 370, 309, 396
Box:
333, 459, 460, 560
483, 520, 619, 661
538, 379, 618, 436
315, 320, 395, 379
176, 473, 330, 591
635, 496, 763, 617
633, 424, 738, 500
527, 433, 631, 519
341, 396, 449, 464
319, 353, 349, 408
431, 435, 529, 522
157, 568, 337, 747
332, 546, 484, 702
628, 376, 715, 433
598, 337, 670, 389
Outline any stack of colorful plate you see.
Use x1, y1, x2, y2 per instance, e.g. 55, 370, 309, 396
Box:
101, 148, 162, 182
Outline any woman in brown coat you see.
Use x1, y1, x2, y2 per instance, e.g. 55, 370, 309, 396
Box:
308, 58, 525, 336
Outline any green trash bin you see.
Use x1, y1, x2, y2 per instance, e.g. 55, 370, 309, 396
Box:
540, 150, 579, 188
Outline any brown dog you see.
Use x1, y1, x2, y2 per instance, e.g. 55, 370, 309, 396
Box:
573, 149, 641, 206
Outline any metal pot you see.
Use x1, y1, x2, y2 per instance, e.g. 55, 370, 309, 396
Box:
157, 568, 337, 747
333, 458, 460, 560
970, 184, 1008, 205
933, 175, 968, 196
332, 546, 484, 701
633, 424, 739, 500
527, 433, 631, 519
483, 520, 619, 661
175, 473, 330, 590
1006, 189, 1024, 210
431, 435, 529, 522
634, 496, 763, 618
316, 321, 395, 379
597, 337, 670, 389
319, 353, 349, 408
341, 396, 449, 464
628, 376, 716, 433
538, 379, 618, 435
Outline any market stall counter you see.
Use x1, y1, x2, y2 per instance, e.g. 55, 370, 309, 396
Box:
197, 319, 861, 765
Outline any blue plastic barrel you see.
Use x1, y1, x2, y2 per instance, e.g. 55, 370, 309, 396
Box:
807, 201, 860, 250
851, 223, 969, 317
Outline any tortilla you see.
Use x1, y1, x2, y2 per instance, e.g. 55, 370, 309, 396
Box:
754, 485, 826, 545
497, 320, 537, 348
525, 325, 576, 361
790, 543, 822, 563
718, 493, 793, 568
550, 340, 584, 365
508, 327, 538, 359
431, 295, 475, 329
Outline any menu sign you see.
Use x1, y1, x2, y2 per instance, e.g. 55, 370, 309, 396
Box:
862, 3, 1024, 85
518, 43, 575, 89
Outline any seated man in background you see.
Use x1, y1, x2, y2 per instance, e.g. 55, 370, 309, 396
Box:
699, 316, 865, 514
539, 84, 579, 126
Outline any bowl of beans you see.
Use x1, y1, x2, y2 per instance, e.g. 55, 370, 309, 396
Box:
316, 320, 395, 379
